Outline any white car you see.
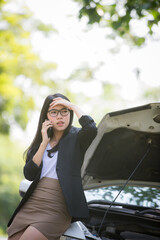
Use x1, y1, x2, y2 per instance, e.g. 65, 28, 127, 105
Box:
20, 103, 160, 240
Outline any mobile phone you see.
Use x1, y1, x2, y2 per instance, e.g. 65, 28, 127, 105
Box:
46, 117, 53, 139
47, 127, 53, 139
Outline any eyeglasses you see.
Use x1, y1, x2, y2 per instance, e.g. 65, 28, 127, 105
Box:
48, 108, 70, 117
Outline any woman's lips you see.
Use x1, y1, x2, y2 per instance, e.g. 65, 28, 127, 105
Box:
57, 121, 64, 126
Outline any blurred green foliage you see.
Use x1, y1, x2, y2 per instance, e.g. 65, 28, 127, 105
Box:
0, 0, 57, 135
144, 87, 160, 101
0, 135, 24, 235
75, 0, 160, 46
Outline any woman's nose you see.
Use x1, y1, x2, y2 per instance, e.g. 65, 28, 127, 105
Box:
57, 112, 62, 118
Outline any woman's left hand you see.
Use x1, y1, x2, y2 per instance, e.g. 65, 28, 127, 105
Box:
49, 97, 73, 110
50, 97, 85, 119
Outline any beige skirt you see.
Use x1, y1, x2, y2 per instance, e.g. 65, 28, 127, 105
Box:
7, 177, 72, 240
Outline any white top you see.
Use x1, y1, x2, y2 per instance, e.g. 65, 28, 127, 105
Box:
40, 143, 58, 179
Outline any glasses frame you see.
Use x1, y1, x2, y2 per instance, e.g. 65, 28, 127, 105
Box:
47, 108, 70, 117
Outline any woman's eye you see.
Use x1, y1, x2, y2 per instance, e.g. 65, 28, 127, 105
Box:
62, 109, 68, 114
51, 110, 57, 114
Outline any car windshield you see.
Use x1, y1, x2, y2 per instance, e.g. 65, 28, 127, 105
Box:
84, 186, 160, 208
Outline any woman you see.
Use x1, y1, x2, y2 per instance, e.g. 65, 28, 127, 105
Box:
7, 93, 97, 240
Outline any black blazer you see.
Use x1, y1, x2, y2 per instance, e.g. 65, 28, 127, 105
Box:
8, 115, 97, 227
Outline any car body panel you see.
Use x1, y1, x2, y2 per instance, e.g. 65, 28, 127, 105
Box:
82, 103, 160, 190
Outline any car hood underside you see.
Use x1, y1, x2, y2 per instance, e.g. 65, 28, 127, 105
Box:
82, 103, 160, 189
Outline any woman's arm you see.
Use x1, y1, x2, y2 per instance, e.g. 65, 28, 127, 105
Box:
49, 97, 97, 152
49, 97, 85, 119
32, 119, 52, 166
78, 115, 97, 152
23, 156, 41, 181
24, 119, 52, 180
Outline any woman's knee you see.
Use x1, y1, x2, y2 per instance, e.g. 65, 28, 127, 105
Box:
8, 229, 25, 240
19, 226, 48, 240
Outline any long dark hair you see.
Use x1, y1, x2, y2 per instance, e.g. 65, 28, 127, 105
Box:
24, 93, 73, 161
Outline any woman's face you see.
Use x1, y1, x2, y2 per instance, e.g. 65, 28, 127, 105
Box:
47, 104, 70, 134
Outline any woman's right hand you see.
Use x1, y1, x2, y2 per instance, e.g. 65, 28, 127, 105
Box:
32, 120, 53, 167
41, 120, 53, 143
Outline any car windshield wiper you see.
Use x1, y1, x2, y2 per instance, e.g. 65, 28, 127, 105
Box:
97, 140, 152, 236
136, 209, 160, 220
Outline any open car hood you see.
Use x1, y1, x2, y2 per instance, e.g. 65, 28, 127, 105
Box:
81, 103, 160, 190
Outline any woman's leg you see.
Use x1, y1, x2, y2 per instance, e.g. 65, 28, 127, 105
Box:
8, 229, 25, 240
19, 226, 48, 240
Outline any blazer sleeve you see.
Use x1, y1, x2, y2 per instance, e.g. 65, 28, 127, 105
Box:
78, 115, 97, 152
23, 148, 42, 181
